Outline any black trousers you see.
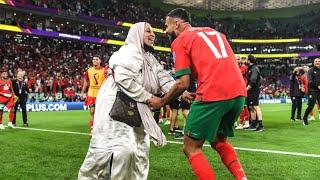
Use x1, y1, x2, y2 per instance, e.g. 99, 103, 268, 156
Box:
13, 98, 28, 125
303, 91, 320, 120
291, 96, 302, 119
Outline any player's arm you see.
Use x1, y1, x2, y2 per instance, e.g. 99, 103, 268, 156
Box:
160, 74, 190, 105
81, 71, 89, 98
307, 68, 317, 89
10, 80, 15, 95
149, 37, 192, 108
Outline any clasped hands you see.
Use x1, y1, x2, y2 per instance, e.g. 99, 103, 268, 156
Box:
147, 91, 196, 109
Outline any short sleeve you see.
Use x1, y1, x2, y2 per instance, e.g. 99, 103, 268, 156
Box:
171, 37, 191, 78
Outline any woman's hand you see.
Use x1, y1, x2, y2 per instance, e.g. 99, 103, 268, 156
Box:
147, 95, 163, 109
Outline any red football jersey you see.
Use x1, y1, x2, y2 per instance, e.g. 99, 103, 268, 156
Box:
171, 26, 247, 102
0, 79, 13, 103
240, 65, 249, 85
300, 74, 308, 93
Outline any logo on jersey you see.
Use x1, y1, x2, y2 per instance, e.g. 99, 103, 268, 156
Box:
93, 73, 99, 85
3, 84, 9, 90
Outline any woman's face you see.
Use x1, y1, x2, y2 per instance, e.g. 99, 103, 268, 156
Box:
143, 23, 155, 47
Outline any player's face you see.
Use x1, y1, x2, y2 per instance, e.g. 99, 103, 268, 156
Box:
314, 58, 320, 68
92, 57, 101, 67
164, 16, 177, 45
143, 23, 155, 47
17, 72, 24, 81
1, 71, 8, 79
303, 66, 309, 72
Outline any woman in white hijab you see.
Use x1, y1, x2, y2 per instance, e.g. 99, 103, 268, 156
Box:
78, 22, 175, 180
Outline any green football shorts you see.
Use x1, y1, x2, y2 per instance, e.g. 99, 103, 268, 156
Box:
184, 96, 245, 143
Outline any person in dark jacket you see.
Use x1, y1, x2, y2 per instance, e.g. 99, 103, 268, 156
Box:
246, 55, 264, 131
290, 67, 304, 121
12, 70, 29, 127
302, 58, 320, 125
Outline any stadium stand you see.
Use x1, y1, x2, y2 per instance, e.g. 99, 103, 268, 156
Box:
0, 0, 319, 102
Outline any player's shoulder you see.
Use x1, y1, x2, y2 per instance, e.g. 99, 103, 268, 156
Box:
86, 67, 93, 71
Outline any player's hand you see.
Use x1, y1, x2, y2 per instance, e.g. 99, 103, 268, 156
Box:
147, 95, 163, 109
182, 92, 196, 103
14, 95, 19, 103
81, 93, 86, 100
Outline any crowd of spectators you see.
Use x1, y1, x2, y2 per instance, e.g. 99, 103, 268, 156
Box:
0, 9, 169, 47
0, 33, 171, 102
1, 1, 320, 102
1, 32, 312, 102
11, 0, 320, 39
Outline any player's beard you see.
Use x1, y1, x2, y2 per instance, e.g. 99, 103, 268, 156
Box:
167, 32, 177, 46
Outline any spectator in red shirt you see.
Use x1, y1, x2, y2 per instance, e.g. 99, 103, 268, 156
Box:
63, 86, 75, 102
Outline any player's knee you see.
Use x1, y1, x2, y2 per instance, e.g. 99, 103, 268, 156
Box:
211, 135, 227, 150
182, 144, 198, 157
182, 144, 189, 156
182, 136, 203, 157
90, 108, 95, 115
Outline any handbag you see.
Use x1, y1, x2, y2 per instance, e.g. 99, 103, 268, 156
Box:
109, 90, 142, 127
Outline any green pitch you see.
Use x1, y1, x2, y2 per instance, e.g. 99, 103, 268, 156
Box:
0, 103, 319, 179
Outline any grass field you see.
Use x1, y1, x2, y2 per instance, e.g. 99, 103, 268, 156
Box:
0, 103, 320, 180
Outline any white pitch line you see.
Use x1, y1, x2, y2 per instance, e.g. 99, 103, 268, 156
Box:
9, 126, 320, 158
12, 126, 89, 135
166, 141, 320, 158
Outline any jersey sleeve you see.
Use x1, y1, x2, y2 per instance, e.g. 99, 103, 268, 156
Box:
171, 36, 192, 78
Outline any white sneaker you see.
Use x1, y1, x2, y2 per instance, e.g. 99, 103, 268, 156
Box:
234, 121, 238, 127
8, 122, 15, 128
243, 121, 250, 129
159, 118, 164, 124
235, 124, 244, 130
308, 116, 315, 121
0, 124, 5, 130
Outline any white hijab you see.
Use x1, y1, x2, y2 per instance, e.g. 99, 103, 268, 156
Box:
110, 22, 167, 146
124, 22, 145, 54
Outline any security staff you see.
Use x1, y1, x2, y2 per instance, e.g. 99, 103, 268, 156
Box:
303, 58, 320, 125
246, 55, 264, 131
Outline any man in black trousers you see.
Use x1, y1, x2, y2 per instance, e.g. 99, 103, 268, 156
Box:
246, 55, 264, 131
12, 71, 29, 127
303, 58, 320, 125
290, 67, 304, 121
